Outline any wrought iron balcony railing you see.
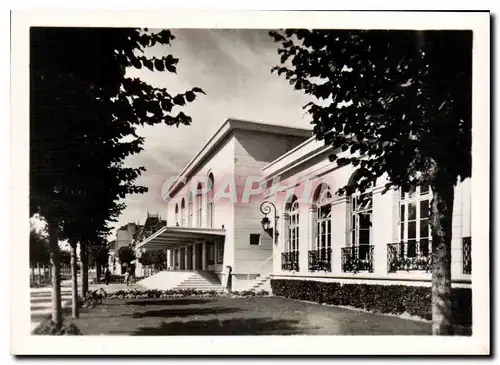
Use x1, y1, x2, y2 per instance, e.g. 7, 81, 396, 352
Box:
281, 250, 299, 271
463, 237, 471, 274
341, 245, 374, 273
308, 247, 332, 272
387, 240, 432, 273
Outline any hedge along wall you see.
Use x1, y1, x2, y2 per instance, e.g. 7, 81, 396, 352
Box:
271, 279, 472, 326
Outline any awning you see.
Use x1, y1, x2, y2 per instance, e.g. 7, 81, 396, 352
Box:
136, 226, 226, 251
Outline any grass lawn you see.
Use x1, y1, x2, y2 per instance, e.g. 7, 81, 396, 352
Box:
67, 295, 459, 335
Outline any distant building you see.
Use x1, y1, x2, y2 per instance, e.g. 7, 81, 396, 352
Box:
108, 222, 142, 275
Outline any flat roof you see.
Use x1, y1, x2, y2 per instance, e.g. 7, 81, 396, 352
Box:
136, 226, 226, 251
167, 118, 312, 198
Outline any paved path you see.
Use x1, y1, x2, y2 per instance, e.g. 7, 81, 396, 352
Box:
30, 279, 144, 331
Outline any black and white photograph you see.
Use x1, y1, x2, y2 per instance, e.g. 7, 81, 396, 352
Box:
10, 10, 489, 355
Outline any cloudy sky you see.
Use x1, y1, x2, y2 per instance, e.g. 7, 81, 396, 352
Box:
111, 29, 312, 236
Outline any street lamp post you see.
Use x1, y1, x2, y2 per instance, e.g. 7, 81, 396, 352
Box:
260, 201, 279, 245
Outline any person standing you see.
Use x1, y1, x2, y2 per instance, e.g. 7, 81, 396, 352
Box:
124, 266, 130, 286
105, 267, 111, 285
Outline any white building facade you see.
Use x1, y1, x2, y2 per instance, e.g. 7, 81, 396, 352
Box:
137, 118, 471, 298
262, 136, 471, 287
136, 118, 311, 290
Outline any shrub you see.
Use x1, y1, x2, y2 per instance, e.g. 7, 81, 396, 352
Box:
32, 320, 81, 335
271, 279, 471, 326
103, 288, 269, 300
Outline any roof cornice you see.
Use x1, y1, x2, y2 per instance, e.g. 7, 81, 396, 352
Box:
167, 118, 312, 198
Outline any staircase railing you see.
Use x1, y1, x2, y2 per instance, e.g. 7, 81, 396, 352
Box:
246, 254, 273, 281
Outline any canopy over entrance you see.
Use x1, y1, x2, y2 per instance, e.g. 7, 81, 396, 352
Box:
136, 226, 226, 251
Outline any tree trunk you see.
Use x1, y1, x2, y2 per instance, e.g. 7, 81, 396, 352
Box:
70, 241, 79, 319
81, 242, 89, 298
96, 262, 102, 284
47, 220, 62, 329
430, 173, 455, 335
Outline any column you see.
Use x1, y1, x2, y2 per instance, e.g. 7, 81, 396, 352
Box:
331, 196, 348, 275
192, 244, 197, 271
303, 205, 317, 274
184, 247, 189, 271
372, 188, 396, 275
202, 242, 207, 270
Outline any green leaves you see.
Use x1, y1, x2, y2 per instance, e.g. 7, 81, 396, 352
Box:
269, 29, 472, 195
30, 27, 205, 252
154, 58, 164, 71
173, 94, 185, 106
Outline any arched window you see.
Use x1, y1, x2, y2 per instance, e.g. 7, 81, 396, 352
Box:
391, 183, 432, 271
187, 191, 194, 227
196, 182, 203, 227
344, 171, 374, 272
310, 183, 332, 272
175, 204, 179, 226
180, 198, 186, 227
206, 173, 214, 228
282, 195, 300, 271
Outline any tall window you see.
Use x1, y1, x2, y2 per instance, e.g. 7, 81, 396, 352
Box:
309, 184, 332, 272
175, 204, 179, 226
187, 192, 194, 227
399, 183, 431, 257
180, 198, 186, 227
216, 240, 224, 264
282, 195, 300, 271
206, 173, 214, 228
349, 186, 373, 263
196, 182, 203, 227
314, 184, 332, 251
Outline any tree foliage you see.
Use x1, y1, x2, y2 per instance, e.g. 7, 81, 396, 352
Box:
117, 246, 136, 265
138, 250, 155, 266
30, 27, 204, 327
89, 241, 109, 268
270, 29, 472, 335
29, 228, 50, 266
31, 27, 205, 234
269, 30, 471, 195
152, 249, 168, 270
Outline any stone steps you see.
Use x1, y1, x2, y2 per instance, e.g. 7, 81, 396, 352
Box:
175, 271, 224, 291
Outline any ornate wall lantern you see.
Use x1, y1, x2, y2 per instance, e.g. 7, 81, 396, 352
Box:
260, 201, 279, 244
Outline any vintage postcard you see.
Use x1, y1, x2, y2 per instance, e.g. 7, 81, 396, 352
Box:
10, 10, 490, 355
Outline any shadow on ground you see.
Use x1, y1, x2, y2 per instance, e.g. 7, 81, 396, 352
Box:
126, 317, 315, 335
129, 306, 242, 319
122, 298, 214, 306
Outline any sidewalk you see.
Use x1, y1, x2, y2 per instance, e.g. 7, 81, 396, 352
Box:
30, 280, 144, 332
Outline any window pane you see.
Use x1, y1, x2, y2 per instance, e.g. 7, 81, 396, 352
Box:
420, 238, 430, 256
327, 229, 331, 248
359, 229, 370, 245
420, 219, 429, 238
401, 189, 405, 199
407, 240, 417, 257
400, 222, 405, 241
359, 244, 369, 260
408, 203, 416, 220
401, 205, 405, 222
360, 214, 371, 229
249, 234, 260, 245
408, 221, 416, 240
420, 200, 429, 219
